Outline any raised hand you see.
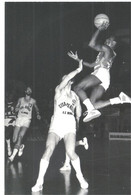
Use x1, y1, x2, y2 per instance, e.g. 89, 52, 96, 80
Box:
98, 21, 110, 31
67, 51, 79, 61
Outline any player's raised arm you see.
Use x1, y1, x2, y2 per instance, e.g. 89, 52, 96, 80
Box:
88, 22, 109, 52
57, 60, 83, 91
68, 51, 95, 69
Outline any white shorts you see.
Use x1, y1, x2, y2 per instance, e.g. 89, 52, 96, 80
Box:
91, 68, 110, 90
5, 118, 15, 127
15, 117, 31, 128
49, 114, 76, 140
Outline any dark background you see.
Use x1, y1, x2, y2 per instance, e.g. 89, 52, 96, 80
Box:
5, 2, 131, 122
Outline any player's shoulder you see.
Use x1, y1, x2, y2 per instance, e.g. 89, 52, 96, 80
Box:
31, 98, 36, 103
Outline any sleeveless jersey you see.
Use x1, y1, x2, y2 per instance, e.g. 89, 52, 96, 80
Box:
5, 102, 16, 119
94, 51, 116, 70
17, 97, 34, 119
54, 90, 78, 116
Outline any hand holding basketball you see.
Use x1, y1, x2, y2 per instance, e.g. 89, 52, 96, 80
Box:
94, 14, 110, 30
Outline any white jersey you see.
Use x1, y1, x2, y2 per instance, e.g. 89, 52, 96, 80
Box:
17, 97, 35, 119
94, 51, 116, 71
53, 90, 78, 117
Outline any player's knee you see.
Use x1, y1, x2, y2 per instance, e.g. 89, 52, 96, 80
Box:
66, 149, 75, 160
13, 136, 17, 143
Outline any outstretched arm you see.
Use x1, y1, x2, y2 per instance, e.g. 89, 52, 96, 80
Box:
57, 60, 83, 91
89, 22, 109, 51
67, 51, 96, 68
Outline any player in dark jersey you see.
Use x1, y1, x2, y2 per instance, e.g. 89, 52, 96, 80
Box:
5, 93, 16, 156
68, 22, 131, 122
32, 60, 88, 192
68, 22, 115, 122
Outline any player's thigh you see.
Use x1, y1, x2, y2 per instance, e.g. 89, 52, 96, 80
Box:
90, 85, 105, 103
76, 75, 101, 89
64, 133, 76, 152
46, 132, 60, 149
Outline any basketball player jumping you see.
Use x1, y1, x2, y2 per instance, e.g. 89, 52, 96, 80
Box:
68, 22, 131, 122
31, 60, 88, 192
8, 86, 41, 162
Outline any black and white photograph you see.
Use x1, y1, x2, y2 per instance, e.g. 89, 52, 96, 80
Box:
4, 1, 131, 195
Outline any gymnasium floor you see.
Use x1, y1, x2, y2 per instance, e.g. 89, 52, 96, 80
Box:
5, 130, 131, 195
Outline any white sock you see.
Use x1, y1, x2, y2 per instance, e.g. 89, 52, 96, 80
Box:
6, 139, 11, 148
71, 157, 83, 177
110, 97, 121, 105
83, 98, 95, 111
36, 159, 49, 185
64, 153, 70, 165
76, 140, 83, 146
11, 148, 18, 158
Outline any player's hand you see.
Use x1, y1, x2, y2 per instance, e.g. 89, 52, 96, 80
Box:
67, 51, 79, 61
37, 114, 41, 120
98, 21, 109, 31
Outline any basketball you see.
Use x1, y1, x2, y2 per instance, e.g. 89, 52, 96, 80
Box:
94, 14, 109, 28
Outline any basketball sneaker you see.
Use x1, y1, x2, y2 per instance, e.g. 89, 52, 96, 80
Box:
18, 144, 25, 157
83, 137, 89, 150
119, 92, 131, 104
76, 173, 89, 189
83, 109, 101, 122
8, 155, 15, 162
59, 164, 71, 171
31, 183, 43, 192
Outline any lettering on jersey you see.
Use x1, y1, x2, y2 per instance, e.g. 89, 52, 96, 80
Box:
58, 99, 76, 112
20, 103, 33, 112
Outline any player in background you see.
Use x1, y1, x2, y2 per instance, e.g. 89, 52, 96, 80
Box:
5, 93, 16, 156
8, 87, 41, 162
32, 60, 88, 192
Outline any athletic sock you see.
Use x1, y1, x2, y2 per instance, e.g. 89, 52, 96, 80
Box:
110, 97, 121, 105
83, 98, 95, 111
71, 157, 83, 176
6, 139, 11, 148
36, 159, 49, 185
64, 153, 70, 165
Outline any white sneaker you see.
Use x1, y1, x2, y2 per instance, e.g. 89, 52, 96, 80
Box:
119, 92, 131, 104
31, 183, 43, 192
76, 174, 89, 189
83, 109, 101, 122
18, 144, 25, 157
83, 137, 89, 150
8, 155, 15, 162
59, 164, 71, 171
7, 147, 12, 156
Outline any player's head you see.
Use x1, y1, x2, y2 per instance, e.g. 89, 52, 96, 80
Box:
105, 36, 117, 48
25, 86, 32, 96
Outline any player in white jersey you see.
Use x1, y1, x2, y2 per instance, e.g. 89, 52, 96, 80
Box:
31, 60, 88, 192
8, 87, 41, 162
68, 22, 118, 122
